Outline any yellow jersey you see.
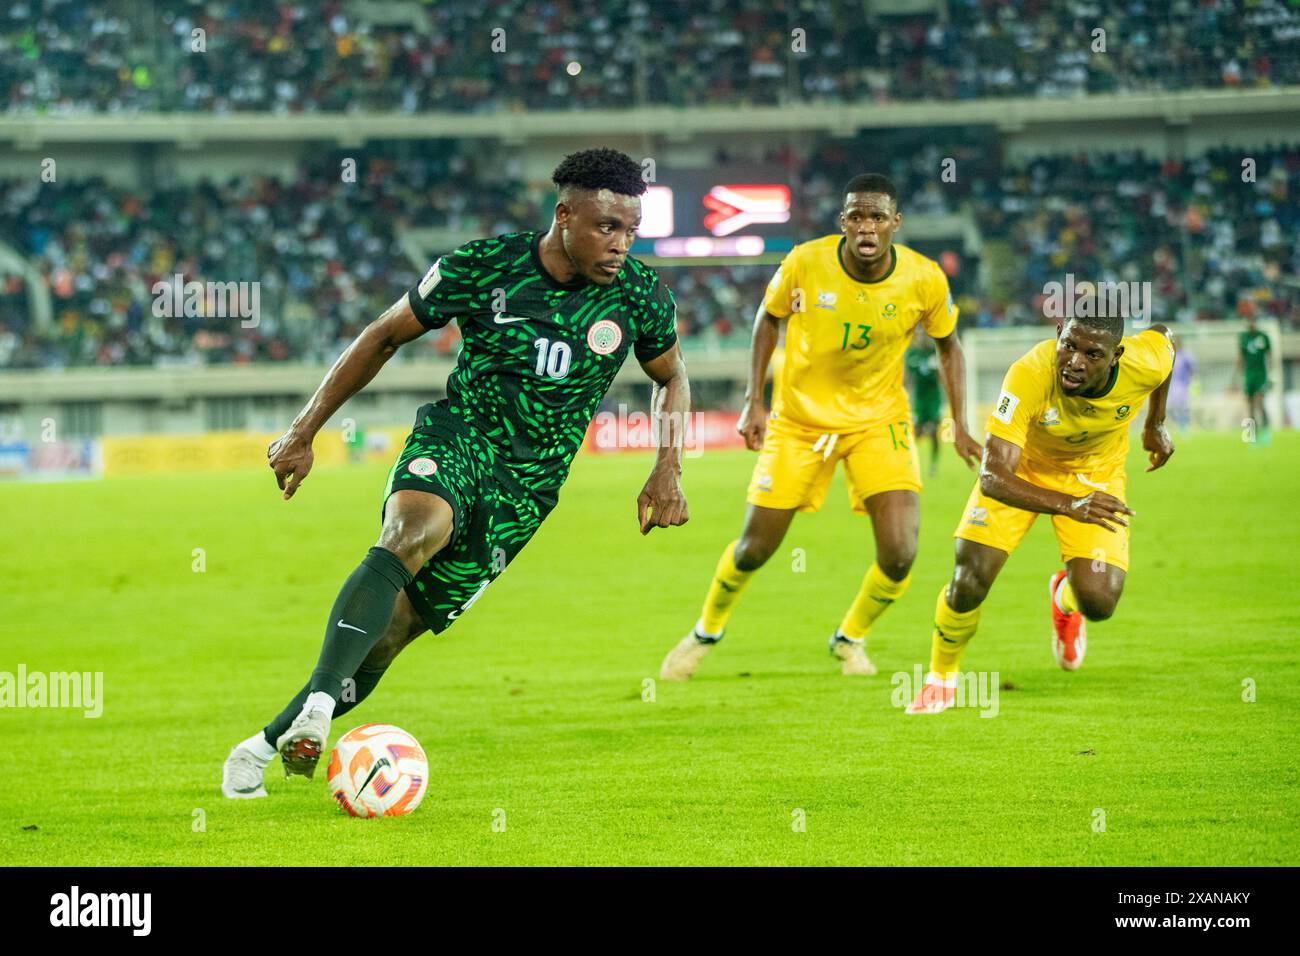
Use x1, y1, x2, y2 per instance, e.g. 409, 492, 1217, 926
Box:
763, 237, 958, 433
986, 329, 1176, 475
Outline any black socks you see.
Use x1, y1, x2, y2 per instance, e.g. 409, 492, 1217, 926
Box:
260, 547, 412, 746
307, 547, 412, 699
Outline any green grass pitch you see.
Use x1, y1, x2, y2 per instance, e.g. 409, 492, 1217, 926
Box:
1, 431, 1296, 866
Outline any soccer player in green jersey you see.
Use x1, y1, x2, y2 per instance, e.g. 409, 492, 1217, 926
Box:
905, 331, 943, 477
222, 149, 691, 798
1236, 315, 1271, 438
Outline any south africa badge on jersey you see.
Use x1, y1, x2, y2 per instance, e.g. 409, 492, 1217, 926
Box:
587, 319, 622, 355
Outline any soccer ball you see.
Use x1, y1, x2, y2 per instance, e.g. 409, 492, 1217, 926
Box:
327, 723, 428, 818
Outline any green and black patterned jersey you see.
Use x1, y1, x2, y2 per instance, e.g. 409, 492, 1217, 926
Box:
406, 231, 678, 502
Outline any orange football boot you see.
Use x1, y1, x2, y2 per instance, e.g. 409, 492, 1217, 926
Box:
1049, 569, 1087, 671
905, 673, 957, 714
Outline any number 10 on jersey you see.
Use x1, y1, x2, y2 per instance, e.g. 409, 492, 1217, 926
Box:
533, 337, 572, 379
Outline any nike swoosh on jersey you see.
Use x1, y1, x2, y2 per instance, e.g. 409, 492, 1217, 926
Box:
493, 315, 532, 324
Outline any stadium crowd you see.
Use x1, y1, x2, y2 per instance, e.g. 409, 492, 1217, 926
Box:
978, 146, 1299, 328
0, 147, 531, 367
4, 0, 1298, 114
1, 139, 1296, 370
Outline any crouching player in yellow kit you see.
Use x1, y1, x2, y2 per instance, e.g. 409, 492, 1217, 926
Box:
661, 174, 982, 681
907, 313, 1176, 713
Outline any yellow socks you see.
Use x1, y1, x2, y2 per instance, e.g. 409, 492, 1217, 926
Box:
929, 586, 981, 680
839, 562, 911, 640
698, 541, 755, 636
1053, 575, 1078, 614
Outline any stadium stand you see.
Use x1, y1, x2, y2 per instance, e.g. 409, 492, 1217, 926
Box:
4, 0, 1299, 114
1, 139, 1296, 369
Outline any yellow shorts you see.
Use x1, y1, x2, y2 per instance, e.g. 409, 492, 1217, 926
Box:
954, 459, 1130, 571
746, 415, 922, 516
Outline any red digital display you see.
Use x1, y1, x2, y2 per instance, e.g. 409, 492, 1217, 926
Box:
702, 184, 792, 236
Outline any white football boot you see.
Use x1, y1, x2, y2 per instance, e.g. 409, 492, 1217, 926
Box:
275, 707, 331, 779
828, 630, 877, 676
221, 745, 270, 799
660, 627, 722, 682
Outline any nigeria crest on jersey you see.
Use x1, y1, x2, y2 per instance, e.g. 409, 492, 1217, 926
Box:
587, 319, 623, 355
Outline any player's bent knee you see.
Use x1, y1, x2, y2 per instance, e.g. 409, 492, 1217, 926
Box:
379, 527, 444, 572
378, 498, 454, 571
1069, 565, 1124, 621
877, 548, 915, 582
1076, 591, 1120, 622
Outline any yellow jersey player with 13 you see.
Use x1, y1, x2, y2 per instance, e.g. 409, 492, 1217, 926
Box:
661, 173, 982, 681
908, 313, 1176, 713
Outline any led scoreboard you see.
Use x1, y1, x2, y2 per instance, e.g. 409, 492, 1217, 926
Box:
630, 165, 794, 261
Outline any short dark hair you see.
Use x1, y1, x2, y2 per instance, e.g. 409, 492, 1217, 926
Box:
844, 173, 897, 205
1066, 311, 1125, 343
552, 148, 646, 198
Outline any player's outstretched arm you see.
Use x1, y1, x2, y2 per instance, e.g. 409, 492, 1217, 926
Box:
636, 342, 691, 534
1142, 324, 1175, 472
933, 331, 982, 468
736, 305, 783, 451
979, 436, 1134, 533
268, 296, 428, 500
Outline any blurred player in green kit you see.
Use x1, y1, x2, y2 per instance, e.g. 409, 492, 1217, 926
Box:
905, 330, 944, 477
1236, 315, 1271, 443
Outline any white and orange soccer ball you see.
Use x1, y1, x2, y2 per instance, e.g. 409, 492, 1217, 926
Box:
327, 723, 428, 818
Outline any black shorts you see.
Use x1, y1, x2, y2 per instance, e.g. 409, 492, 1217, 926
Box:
382, 401, 550, 634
